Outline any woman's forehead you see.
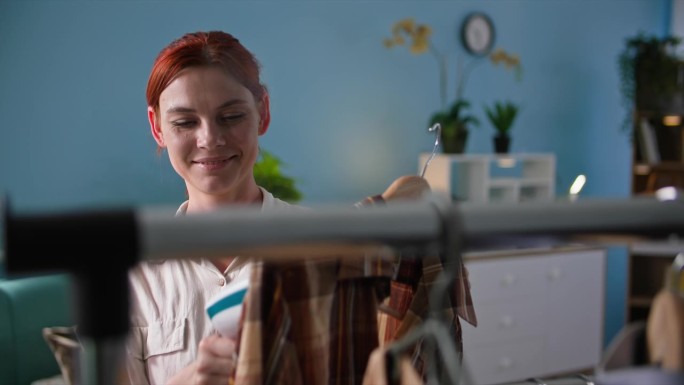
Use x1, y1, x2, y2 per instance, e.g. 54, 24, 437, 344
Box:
160, 66, 255, 111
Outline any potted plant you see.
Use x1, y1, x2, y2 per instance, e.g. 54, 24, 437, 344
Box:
253, 149, 303, 203
383, 18, 522, 154
618, 33, 684, 134
484, 100, 519, 154
428, 99, 479, 154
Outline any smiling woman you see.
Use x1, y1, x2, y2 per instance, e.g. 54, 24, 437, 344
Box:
149, 65, 268, 210
127, 31, 285, 385
146, 32, 271, 212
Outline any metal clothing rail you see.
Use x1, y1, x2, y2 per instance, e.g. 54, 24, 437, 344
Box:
5, 194, 682, 266
3, 193, 684, 384
499, 375, 596, 385
134, 194, 684, 259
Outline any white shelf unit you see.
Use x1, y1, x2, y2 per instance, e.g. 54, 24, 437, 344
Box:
418, 153, 556, 203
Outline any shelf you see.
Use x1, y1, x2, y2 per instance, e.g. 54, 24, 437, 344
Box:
628, 108, 684, 322
628, 296, 654, 308
627, 240, 678, 322
520, 177, 553, 186
630, 241, 684, 256
419, 153, 556, 204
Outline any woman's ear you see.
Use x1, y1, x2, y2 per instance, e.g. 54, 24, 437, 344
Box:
148, 106, 165, 147
258, 93, 271, 136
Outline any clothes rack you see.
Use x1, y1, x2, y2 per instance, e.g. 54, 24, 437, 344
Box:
3, 193, 684, 385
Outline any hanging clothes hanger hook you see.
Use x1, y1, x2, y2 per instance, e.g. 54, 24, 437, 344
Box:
669, 252, 684, 295
421, 123, 441, 178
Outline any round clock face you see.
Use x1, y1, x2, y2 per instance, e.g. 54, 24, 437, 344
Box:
462, 13, 495, 56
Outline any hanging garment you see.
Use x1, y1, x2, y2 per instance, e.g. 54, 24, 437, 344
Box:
345, 196, 478, 383
377, 253, 477, 378
233, 254, 392, 385
232, 193, 477, 385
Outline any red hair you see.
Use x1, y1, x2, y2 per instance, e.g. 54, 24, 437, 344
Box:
146, 31, 266, 116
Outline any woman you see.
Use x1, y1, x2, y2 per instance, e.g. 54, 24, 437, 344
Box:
126, 30, 469, 385
126, 30, 296, 385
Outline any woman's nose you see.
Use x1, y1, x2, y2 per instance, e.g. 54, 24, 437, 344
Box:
197, 121, 226, 149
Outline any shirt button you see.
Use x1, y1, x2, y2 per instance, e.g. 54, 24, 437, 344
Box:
218, 278, 226, 286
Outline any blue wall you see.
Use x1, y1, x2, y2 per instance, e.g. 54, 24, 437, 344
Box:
0, 0, 673, 348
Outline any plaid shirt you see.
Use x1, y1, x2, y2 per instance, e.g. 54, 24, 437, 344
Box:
233, 195, 476, 385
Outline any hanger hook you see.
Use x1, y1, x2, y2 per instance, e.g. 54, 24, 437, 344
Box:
421, 123, 441, 178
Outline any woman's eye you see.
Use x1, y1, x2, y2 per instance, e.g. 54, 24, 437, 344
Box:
220, 113, 245, 123
171, 120, 196, 128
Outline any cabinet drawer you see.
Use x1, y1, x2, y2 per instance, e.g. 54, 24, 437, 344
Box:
465, 255, 547, 304
544, 250, 605, 373
462, 299, 545, 348
462, 339, 545, 385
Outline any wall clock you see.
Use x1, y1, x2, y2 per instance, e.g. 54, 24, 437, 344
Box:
461, 12, 495, 56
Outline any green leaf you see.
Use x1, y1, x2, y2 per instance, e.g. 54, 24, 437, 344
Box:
427, 98, 482, 149
484, 101, 519, 134
253, 149, 303, 203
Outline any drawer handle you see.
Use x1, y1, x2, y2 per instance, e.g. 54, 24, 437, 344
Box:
499, 315, 515, 328
501, 273, 518, 287
548, 267, 563, 281
498, 357, 514, 370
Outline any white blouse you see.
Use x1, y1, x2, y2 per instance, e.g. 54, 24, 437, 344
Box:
125, 188, 293, 385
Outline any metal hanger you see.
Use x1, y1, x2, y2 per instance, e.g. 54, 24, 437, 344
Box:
669, 252, 684, 296
420, 123, 441, 178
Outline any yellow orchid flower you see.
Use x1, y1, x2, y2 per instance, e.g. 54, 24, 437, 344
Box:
410, 37, 430, 54
489, 48, 506, 64
383, 17, 523, 113
490, 48, 521, 73
415, 24, 432, 40
393, 18, 416, 35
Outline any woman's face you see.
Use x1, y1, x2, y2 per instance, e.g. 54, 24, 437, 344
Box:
150, 66, 268, 203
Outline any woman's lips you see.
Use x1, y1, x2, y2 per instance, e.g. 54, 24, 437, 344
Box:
193, 156, 234, 171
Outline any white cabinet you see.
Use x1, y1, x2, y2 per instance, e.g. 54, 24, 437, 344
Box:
460, 248, 606, 385
418, 153, 556, 203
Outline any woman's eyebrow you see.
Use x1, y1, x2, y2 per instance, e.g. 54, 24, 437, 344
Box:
166, 99, 248, 114
166, 106, 195, 114
216, 99, 248, 109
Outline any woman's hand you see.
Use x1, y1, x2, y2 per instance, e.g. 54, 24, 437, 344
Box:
167, 334, 237, 385
362, 347, 423, 385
